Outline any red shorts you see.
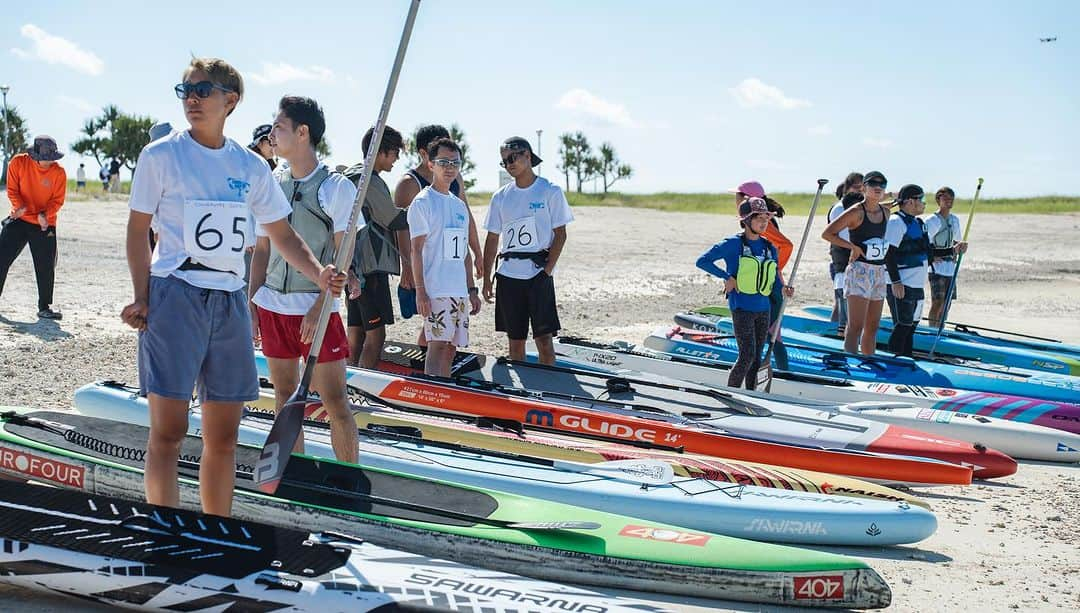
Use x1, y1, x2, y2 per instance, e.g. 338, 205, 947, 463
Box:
257, 307, 350, 363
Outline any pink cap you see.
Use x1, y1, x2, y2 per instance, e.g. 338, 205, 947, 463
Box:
728, 180, 765, 198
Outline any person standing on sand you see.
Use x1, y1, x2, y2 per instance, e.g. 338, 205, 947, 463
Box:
696, 198, 793, 390
822, 170, 891, 356
482, 136, 572, 365
343, 125, 407, 369
120, 57, 344, 517
76, 163, 86, 192
827, 172, 864, 335
407, 137, 482, 376
729, 180, 792, 369
247, 95, 358, 463
395, 125, 482, 336
923, 186, 967, 327
109, 158, 121, 193
0, 136, 67, 320
884, 184, 931, 357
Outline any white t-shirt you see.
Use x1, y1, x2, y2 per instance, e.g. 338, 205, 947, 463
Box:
407, 187, 470, 298
885, 214, 927, 288
252, 165, 357, 315
129, 130, 291, 291
483, 176, 574, 280
76, 167, 86, 182
923, 212, 961, 277
827, 201, 851, 241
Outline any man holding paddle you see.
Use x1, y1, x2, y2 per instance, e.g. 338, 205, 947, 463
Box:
122, 58, 344, 517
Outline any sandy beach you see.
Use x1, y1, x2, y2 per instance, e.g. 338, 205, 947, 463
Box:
0, 195, 1077, 612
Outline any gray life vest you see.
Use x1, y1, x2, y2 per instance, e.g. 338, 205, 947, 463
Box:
264, 165, 335, 294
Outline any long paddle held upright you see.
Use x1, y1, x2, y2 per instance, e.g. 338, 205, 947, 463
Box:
929, 177, 983, 358
255, 0, 422, 494
757, 179, 828, 392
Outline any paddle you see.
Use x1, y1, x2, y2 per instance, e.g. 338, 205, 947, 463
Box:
929, 178, 983, 358
757, 179, 828, 392
255, 0, 422, 494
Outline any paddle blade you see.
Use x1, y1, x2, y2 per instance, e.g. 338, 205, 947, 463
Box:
507, 521, 601, 531
253, 394, 307, 494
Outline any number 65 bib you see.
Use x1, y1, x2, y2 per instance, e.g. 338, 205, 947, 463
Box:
184, 200, 250, 259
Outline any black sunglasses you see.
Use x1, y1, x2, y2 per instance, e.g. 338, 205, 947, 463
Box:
174, 80, 234, 100
500, 151, 526, 168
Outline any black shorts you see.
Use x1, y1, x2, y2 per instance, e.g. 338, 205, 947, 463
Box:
346, 272, 395, 331
494, 271, 561, 341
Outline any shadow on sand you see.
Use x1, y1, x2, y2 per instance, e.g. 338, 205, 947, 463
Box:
0, 314, 73, 342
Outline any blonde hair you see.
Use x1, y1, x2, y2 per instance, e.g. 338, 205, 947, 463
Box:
183, 57, 244, 114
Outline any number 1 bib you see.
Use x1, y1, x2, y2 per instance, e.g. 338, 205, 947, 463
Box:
184, 200, 250, 260
442, 227, 467, 261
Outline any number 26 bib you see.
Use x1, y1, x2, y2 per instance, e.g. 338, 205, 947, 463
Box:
184, 200, 250, 259
502, 216, 538, 252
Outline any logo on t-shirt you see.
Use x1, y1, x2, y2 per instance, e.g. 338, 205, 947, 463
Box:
454, 212, 466, 225
529, 201, 545, 211
227, 177, 251, 199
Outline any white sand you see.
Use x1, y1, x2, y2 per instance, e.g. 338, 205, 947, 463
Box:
0, 196, 1077, 611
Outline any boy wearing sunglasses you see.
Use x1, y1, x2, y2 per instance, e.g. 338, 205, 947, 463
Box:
406, 138, 481, 376
121, 58, 344, 517
247, 96, 358, 464
481, 137, 572, 365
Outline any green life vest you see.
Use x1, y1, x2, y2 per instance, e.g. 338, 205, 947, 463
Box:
735, 234, 777, 296
264, 165, 335, 294
930, 212, 956, 255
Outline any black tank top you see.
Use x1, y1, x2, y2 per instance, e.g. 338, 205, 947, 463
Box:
407, 168, 462, 199
849, 202, 888, 265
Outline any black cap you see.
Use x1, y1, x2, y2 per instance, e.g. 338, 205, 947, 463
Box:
897, 184, 925, 201
863, 170, 887, 186
250, 124, 272, 148
500, 136, 542, 167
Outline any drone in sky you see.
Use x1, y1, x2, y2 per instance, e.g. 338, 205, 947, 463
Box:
1039, 36, 1057, 43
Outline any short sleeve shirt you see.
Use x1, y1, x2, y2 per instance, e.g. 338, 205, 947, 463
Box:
483, 176, 573, 279
407, 187, 470, 298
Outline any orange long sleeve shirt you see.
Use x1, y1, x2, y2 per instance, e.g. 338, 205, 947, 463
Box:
762, 221, 793, 272
6, 153, 67, 226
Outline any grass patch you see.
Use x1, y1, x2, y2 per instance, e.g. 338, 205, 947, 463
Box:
467, 190, 1080, 215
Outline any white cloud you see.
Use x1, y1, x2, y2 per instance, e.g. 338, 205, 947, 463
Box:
808, 124, 832, 136
56, 95, 95, 114
862, 137, 893, 149
555, 88, 634, 126
247, 62, 335, 85
729, 78, 810, 110
10, 24, 104, 76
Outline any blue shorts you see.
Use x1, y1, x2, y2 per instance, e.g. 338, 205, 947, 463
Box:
138, 275, 259, 403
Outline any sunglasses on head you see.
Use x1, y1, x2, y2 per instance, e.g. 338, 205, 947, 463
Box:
865, 180, 887, 189
500, 151, 526, 167
174, 80, 234, 100
433, 158, 462, 168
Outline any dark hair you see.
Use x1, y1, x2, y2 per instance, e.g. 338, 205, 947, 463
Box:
935, 186, 955, 201
362, 125, 404, 156
278, 95, 326, 148
763, 196, 785, 218
426, 137, 461, 160
415, 124, 450, 153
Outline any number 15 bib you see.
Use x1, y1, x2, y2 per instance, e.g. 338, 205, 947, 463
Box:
184, 200, 250, 259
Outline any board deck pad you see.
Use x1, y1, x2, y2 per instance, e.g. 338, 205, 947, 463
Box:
3, 411, 500, 528
0, 480, 349, 579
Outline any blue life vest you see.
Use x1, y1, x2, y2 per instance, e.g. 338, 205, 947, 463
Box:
894, 210, 929, 270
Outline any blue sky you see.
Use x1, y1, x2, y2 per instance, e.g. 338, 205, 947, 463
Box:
3, 1, 1077, 196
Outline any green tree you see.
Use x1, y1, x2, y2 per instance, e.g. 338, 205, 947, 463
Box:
316, 138, 331, 160
557, 131, 594, 193
71, 105, 156, 173
0, 105, 31, 184
588, 142, 633, 195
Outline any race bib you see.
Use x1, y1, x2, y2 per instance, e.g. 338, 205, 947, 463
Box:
183, 200, 249, 259
502, 216, 539, 252
863, 237, 887, 260
442, 227, 467, 261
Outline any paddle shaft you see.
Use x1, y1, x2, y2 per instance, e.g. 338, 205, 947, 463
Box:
930, 178, 983, 357
760, 179, 828, 391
